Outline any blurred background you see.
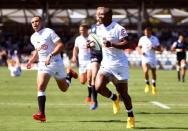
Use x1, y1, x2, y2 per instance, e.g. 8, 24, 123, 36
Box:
0, 0, 188, 69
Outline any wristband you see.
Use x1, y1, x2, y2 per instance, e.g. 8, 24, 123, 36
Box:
49, 53, 54, 58
110, 42, 113, 47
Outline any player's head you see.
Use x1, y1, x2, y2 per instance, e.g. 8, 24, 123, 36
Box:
144, 27, 152, 37
31, 16, 43, 32
96, 7, 103, 25
97, 7, 112, 26
79, 24, 89, 37
178, 34, 185, 42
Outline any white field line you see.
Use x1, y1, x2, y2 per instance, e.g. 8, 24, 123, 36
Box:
151, 101, 170, 109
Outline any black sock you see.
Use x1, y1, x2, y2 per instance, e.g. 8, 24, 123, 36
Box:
177, 71, 180, 81
66, 73, 72, 86
88, 86, 92, 98
38, 96, 46, 115
91, 85, 97, 102
182, 75, 185, 82
127, 108, 134, 117
152, 82, 156, 87
146, 81, 150, 85
128, 111, 134, 117
110, 93, 117, 101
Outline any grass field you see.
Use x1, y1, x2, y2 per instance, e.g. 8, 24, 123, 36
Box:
0, 67, 188, 131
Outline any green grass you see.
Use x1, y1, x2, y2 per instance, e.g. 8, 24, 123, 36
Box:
0, 67, 188, 131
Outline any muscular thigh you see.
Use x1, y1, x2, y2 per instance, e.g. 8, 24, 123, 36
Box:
95, 70, 109, 91
91, 62, 100, 77
115, 82, 128, 94
142, 63, 149, 72
79, 72, 87, 84
180, 59, 186, 68
37, 72, 51, 91
56, 78, 69, 91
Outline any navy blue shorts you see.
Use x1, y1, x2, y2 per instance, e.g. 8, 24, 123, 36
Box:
91, 53, 102, 63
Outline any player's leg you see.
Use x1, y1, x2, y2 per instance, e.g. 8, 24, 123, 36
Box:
79, 64, 92, 102
86, 69, 93, 103
33, 72, 50, 122
180, 59, 186, 82
90, 62, 100, 110
114, 82, 135, 128
142, 63, 150, 93
95, 71, 119, 114
176, 61, 181, 81
151, 67, 157, 95
56, 67, 78, 92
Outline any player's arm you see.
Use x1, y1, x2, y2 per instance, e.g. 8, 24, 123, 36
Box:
112, 37, 129, 49
26, 50, 38, 69
71, 46, 79, 64
103, 37, 129, 49
171, 42, 177, 52
152, 45, 162, 52
45, 39, 63, 65
136, 45, 144, 55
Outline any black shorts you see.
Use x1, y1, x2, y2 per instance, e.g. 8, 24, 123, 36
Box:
177, 52, 186, 62
91, 53, 102, 63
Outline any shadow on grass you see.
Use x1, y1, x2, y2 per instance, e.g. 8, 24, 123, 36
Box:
136, 127, 188, 130
47, 120, 127, 123
78, 120, 126, 123
137, 112, 188, 115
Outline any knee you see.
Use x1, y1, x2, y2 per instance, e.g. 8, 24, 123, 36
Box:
80, 81, 86, 84
95, 84, 102, 93
59, 87, 68, 92
181, 63, 186, 69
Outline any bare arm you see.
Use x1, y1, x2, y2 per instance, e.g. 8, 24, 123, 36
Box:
136, 45, 144, 55
45, 39, 64, 65
152, 45, 162, 52
26, 50, 38, 69
71, 46, 79, 64
104, 37, 129, 49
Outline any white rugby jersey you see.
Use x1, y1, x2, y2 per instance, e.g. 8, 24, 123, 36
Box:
96, 21, 128, 67
74, 35, 91, 63
138, 35, 160, 62
30, 28, 63, 64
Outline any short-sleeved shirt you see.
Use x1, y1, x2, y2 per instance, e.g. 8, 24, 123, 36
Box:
138, 35, 160, 64
30, 28, 63, 65
172, 40, 187, 61
96, 21, 128, 68
74, 35, 91, 64
31, 28, 66, 79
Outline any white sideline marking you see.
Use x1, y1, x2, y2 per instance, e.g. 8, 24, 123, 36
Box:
151, 101, 170, 109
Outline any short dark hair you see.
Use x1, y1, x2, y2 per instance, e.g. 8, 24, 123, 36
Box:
144, 27, 152, 32
79, 24, 89, 29
32, 16, 43, 21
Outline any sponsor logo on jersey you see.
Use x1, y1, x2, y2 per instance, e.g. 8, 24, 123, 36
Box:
37, 44, 48, 51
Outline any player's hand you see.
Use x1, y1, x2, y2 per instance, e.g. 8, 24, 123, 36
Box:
71, 57, 77, 64
45, 54, 52, 66
176, 48, 183, 52
86, 40, 95, 48
26, 62, 32, 69
103, 39, 112, 47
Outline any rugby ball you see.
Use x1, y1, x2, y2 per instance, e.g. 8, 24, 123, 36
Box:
88, 33, 102, 51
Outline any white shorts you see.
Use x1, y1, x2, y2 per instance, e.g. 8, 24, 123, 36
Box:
142, 61, 157, 69
79, 61, 91, 74
142, 57, 157, 68
98, 65, 129, 83
38, 62, 66, 80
